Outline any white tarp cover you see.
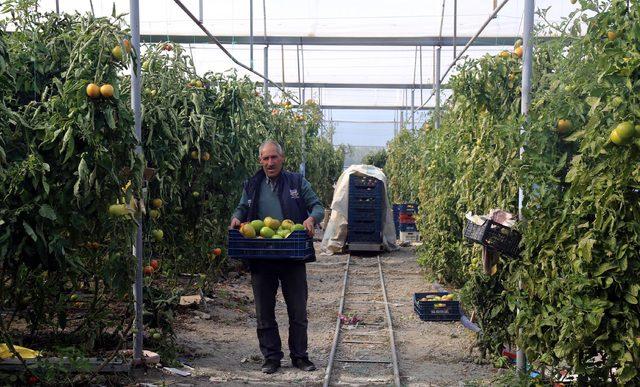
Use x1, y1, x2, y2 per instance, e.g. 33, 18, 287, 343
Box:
321, 165, 398, 254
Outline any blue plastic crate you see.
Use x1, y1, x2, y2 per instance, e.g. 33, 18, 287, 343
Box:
348, 215, 382, 227
227, 230, 314, 261
349, 190, 383, 200
348, 209, 383, 233
349, 175, 382, 188
413, 292, 461, 322
399, 223, 417, 232
349, 210, 382, 222
399, 203, 418, 215
348, 201, 382, 211
349, 188, 383, 199
347, 229, 383, 243
350, 195, 382, 203
348, 216, 380, 224
348, 223, 382, 234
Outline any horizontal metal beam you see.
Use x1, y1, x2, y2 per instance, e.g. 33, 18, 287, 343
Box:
315, 105, 433, 111
141, 34, 552, 47
259, 81, 450, 90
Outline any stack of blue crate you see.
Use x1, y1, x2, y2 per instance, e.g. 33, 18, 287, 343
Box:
398, 203, 418, 233
347, 175, 383, 244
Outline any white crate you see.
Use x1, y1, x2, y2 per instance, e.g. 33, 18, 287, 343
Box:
400, 231, 420, 243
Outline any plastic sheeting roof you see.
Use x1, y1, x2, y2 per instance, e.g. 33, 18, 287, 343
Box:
29, 0, 576, 146
39, 0, 575, 38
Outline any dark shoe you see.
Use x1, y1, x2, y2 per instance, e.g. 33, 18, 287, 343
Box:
261, 359, 281, 374
292, 357, 316, 371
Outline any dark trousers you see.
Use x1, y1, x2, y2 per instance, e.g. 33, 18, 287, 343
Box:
250, 261, 309, 362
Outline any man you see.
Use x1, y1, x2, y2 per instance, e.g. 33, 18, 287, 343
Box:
229, 140, 324, 374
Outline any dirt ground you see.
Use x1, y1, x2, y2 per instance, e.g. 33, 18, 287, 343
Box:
134, 242, 500, 386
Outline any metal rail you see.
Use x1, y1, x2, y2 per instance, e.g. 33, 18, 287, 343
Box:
323, 254, 351, 387
323, 255, 401, 387
378, 255, 401, 386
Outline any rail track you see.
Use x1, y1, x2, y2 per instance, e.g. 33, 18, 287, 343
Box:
323, 254, 401, 386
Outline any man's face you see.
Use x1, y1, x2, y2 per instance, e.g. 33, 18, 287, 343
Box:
259, 143, 284, 178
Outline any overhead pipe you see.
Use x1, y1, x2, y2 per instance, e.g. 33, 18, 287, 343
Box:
172, 0, 297, 103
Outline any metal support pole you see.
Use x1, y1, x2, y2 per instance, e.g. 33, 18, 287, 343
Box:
263, 46, 269, 99
296, 44, 305, 176
432, 46, 435, 87
249, 0, 254, 69
198, 0, 203, 22
517, 0, 534, 375
453, 0, 457, 58
129, 0, 144, 363
419, 46, 423, 103
296, 44, 302, 100
55, 0, 59, 14
411, 89, 415, 130
300, 44, 306, 102
262, 0, 268, 99
435, 46, 441, 129
282, 45, 286, 89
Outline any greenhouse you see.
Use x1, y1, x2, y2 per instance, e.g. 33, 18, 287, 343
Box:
1, 0, 639, 385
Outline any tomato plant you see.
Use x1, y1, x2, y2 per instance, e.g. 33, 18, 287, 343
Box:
1, 1, 140, 356
388, 0, 640, 382
514, 1, 640, 382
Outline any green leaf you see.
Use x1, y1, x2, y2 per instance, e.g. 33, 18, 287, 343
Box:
38, 204, 57, 221
104, 107, 116, 129
617, 365, 637, 383
585, 96, 600, 114
594, 262, 617, 277
624, 293, 638, 304
565, 166, 578, 183
577, 237, 595, 262
23, 221, 37, 241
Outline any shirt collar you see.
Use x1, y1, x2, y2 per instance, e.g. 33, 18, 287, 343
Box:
265, 175, 280, 191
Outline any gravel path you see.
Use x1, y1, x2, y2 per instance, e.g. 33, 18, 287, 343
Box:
134, 243, 499, 386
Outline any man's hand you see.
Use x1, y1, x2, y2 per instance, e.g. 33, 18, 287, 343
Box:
229, 217, 242, 230
303, 217, 315, 237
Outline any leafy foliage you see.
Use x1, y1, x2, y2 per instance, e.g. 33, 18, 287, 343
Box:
0, 0, 343, 374
362, 148, 387, 169
387, 0, 640, 382
1, 1, 139, 347
515, 1, 640, 383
